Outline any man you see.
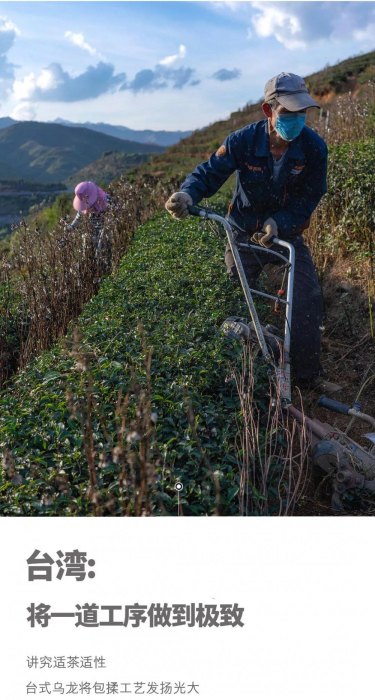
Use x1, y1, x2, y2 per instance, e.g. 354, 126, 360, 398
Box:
165, 72, 332, 389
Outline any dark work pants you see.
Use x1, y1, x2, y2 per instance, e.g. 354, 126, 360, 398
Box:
225, 230, 323, 381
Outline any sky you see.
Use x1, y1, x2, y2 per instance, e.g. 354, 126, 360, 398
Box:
0, 1, 374, 131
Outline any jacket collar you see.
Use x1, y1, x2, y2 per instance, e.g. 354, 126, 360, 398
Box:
255, 119, 304, 160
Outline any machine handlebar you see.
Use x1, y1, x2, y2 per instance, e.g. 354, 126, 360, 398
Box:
318, 396, 350, 415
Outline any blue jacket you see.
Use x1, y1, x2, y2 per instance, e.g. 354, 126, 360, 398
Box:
180, 119, 328, 240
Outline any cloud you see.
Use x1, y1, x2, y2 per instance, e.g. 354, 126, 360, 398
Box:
124, 65, 198, 92
212, 68, 241, 82
0, 53, 15, 81
0, 16, 20, 51
353, 22, 375, 46
250, 2, 375, 50
159, 44, 186, 67
210, 2, 244, 12
251, 2, 308, 50
127, 69, 164, 92
0, 16, 20, 97
122, 43, 197, 92
10, 101, 37, 121
64, 31, 97, 56
13, 62, 126, 102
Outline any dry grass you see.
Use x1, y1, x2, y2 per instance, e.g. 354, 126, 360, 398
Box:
0, 175, 178, 384
311, 83, 375, 146
233, 345, 310, 516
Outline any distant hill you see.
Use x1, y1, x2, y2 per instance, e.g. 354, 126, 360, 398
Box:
0, 116, 192, 147
0, 117, 16, 130
0, 121, 164, 184
65, 151, 150, 187
53, 119, 192, 147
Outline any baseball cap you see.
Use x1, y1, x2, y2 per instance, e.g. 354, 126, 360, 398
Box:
73, 181, 99, 211
264, 72, 319, 111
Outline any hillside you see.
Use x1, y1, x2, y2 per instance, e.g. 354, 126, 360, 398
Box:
0, 121, 163, 184
305, 50, 375, 96
0, 117, 16, 130
0, 181, 66, 239
64, 151, 151, 187
0, 116, 192, 147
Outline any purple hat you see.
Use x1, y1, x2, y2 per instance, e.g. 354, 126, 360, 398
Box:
264, 72, 319, 111
73, 181, 100, 212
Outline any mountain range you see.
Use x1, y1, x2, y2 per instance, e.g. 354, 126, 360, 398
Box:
0, 116, 192, 147
52, 118, 192, 146
0, 121, 163, 184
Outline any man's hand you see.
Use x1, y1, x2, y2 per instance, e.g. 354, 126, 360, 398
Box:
165, 191, 193, 219
251, 217, 278, 248
252, 231, 274, 248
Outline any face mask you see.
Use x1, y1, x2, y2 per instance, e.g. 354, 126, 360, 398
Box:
275, 114, 306, 141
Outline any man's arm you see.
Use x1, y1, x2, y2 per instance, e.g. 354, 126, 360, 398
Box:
179, 132, 242, 204
271, 142, 328, 240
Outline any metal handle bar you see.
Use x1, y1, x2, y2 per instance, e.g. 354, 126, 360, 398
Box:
188, 205, 295, 370
237, 242, 290, 266
188, 205, 214, 218
318, 396, 351, 415
187, 204, 295, 264
319, 396, 375, 429
188, 205, 273, 363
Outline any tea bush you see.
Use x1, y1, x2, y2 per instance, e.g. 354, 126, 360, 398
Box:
0, 210, 263, 516
315, 139, 375, 259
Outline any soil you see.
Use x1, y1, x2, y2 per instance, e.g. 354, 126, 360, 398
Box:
293, 258, 375, 516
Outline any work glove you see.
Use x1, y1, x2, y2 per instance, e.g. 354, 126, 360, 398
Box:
251, 217, 278, 248
165, 191, 193, 219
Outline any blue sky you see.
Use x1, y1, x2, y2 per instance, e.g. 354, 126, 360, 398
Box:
0, 1, 374, 130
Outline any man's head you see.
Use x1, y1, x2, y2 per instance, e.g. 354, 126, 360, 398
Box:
263, 72, 318, 112
262, 97, 306, 125
262, 73, 319, 141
